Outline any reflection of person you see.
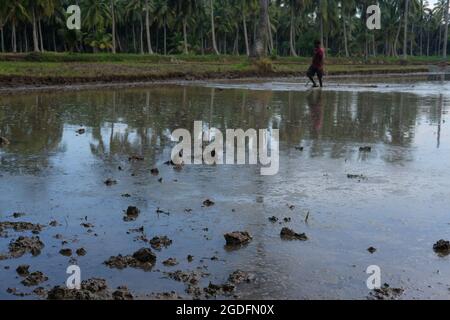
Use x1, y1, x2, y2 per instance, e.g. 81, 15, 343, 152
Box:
307, 90, 323, 133
307, 40, 325, 88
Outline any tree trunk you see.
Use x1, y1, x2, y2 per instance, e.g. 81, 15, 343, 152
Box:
12, 23, 17, 53
24, 27, 28, 52
111, 0, 116, 53
372, 34, 376, 56
145, 0, 153, 54
164, 19, 167, 55
403, 0, 410, 59
32, 9, 40, 52
320, 16, 324, 47
38, 18, 44, 52
419, 26, 423, 56
233, 23, 239, 55
242, 12, 250, 56
183, 17, 188, 54
53, 30, 57, 52
0, 27, 4, 52
343, 14, 349, 57
132, 24, 137, 52
394, 19, 402, 56
140, 15, 144, 54
438, 24, 442, 56
267, 11, 273, 53
443, 0, 449, 58
210, 0, 219, 54
289, 7, 297, 57
253, 0, 268, 57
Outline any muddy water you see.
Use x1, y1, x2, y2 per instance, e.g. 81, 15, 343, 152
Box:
0, 77, 450, 300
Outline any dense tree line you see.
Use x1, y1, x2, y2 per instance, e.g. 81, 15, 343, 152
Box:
0, 0, 449, 58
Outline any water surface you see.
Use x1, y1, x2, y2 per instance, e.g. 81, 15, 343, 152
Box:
0, 77, 450, 299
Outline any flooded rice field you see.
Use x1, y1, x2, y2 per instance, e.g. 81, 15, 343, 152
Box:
0, 75, 450, 300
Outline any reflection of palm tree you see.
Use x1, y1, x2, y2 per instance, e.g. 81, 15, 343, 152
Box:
0, 94, 64, 172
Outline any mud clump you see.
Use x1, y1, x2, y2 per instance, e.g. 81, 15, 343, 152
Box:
16, 265, 30, 277
21, 271, 48, 287
104, 248, 156, 271
204, 282, 235, 297
76, 128, 85, 135
347, 174, 367, 181
0, 221, 43, 234
47, 278, 111, 300
203, 199, 215, 207
12, 212, 26, 219
59, 248, 73, 257
133, 248, 156, 263
228, 270, 255, 284
150, 168, 159, 176
123, 206, 140, 222
80, 222, 94, 228
149, 236, 172, 250
163, 258, 179, 267
153, 291, 182, 300
166, 270, 201, 285
224, 231, 252, 247
76, 248, 87, 256
104, 178, 117, 186
433, 240, 450, 256
280, 228, 308, 241
112, 286, 134, 300
369, 284, 404, 300
49, 220, 59, 227
9, 236, 44, 258
268, 216, 278, 223
367, 247, 377, 254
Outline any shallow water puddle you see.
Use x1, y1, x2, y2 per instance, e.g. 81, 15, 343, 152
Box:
0, 81, 449, 299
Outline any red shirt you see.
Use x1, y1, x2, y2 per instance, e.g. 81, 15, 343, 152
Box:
312, 47, 324, 69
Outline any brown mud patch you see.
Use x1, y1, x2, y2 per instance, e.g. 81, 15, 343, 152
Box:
0, 68, 431, 94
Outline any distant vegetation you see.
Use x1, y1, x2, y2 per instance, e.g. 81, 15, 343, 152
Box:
0, 0, 449, 59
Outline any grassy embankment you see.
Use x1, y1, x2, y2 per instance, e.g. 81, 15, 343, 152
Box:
0, 52, 446, 87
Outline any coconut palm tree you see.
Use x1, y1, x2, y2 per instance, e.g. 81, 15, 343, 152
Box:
168, 0, 200, 54
5, 0, 28, 53
209, 0, 219, 54
444, 0, 449, 58
0, 0, 7, 52
253, 0, 268, 57
154, 0, 174, 55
